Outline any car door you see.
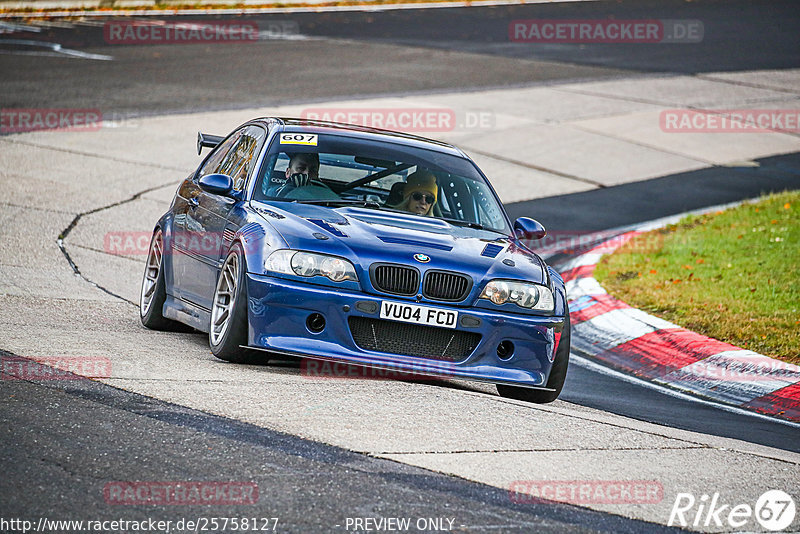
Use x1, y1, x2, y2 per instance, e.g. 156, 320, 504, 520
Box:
165, 174, 195, 300
178, 125, 267, 310
171, 128, 244, 306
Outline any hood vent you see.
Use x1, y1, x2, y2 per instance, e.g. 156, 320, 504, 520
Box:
307, 218, 347, 238
254, 207, 285, 219
481, 243, 504, 258
378, 236, 452, 251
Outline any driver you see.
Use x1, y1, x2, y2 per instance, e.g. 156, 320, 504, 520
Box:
284, 152, 320, 188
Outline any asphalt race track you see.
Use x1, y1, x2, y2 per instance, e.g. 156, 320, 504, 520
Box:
1, 0, 800, 532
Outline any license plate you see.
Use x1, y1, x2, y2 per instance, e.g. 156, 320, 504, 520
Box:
379, 301, 458, 329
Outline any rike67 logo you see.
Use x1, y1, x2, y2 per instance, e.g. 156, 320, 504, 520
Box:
668, 490, 796, 531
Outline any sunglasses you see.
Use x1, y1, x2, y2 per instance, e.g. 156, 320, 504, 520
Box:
412, 192, 435, 204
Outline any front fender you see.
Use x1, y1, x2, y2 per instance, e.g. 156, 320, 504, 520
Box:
232, 216, 287, 275
549, 266, 568, 320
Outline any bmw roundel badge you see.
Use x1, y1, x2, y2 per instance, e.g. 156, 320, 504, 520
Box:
413, 253, 430, 263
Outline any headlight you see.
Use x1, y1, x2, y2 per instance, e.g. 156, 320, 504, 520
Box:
479, 280, 554, 312
265, 250, 358, 283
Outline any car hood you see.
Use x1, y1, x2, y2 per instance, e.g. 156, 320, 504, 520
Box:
252, 201, 547, 286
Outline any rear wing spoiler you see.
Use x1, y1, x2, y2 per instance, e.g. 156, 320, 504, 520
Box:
197, 132, 224, 155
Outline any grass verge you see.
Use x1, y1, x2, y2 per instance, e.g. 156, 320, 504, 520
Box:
594, 191, 799, 365
2, 0, 477, 16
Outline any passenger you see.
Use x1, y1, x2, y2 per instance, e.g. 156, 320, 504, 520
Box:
394, 170, 437, 216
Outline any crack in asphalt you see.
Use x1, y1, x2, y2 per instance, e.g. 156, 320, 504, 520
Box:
23, 454, 110, 481
694, 73, 800, 97
56, 181, 178, 306
459, 146, 608, 188
0, 137, 188, 172
70, 242, 145, 263
477, 395, 717, 450
377, 446, 708, 455
1, 134, 186, 307
555, 83, 800, 141
103, 378, 231, 383
567, 123, 721, 167
555, 82, 797, 111
0, 200, 77, 214
458, 72, 800, 187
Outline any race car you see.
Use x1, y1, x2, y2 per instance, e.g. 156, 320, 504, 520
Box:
139, 118, 570, 403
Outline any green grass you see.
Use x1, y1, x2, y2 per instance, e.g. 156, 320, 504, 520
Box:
3, 0, 464, 15
594, 191, 799, 365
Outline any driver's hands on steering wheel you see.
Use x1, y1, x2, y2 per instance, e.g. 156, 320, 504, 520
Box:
288, 172, 310, 188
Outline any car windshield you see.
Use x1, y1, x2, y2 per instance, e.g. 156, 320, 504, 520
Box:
252, 132, 510, 234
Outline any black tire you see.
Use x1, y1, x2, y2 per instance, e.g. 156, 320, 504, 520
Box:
497, 306, 571, 404
209, 243, 260, 363
140, 229, 181, 331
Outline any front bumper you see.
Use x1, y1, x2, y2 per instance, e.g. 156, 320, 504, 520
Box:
245, 273, 566, 388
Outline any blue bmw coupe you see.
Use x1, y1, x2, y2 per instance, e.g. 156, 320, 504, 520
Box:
140, 118, 570, 403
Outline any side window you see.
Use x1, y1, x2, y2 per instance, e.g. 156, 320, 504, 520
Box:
216, 125, 267, 192
476, 189, 504, 229
196, 129, 244, 181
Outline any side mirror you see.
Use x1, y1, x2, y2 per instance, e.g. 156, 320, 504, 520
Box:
198, 173, 234, 197
514, 217, 547, 241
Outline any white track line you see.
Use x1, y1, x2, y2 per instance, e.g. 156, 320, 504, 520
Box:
0, 39, 112, 60
570, 353, 800, 429
0, 21, 42, 32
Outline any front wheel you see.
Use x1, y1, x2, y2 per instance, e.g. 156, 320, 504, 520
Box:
497, 308, 571, 404
209, 244, 260, 363
140, 229, 178, 330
